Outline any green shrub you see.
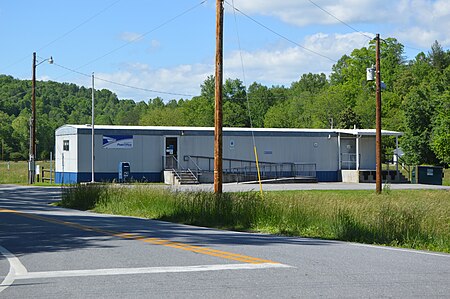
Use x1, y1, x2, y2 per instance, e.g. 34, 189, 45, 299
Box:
10, 152, 25, 162
60, 184, 106, 210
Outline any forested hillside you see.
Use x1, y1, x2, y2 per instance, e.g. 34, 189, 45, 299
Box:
0, 39, 449, 166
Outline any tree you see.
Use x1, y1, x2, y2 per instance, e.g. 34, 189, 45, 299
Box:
0, 111, 13, 159
401, 87, 438, 165
247, 82, 275, 127
291, 73, 328, 94
337, 107, 362, 129
431, 91, 450, 165
140, 106, 186, 126
376, 37, 405, 92
11, 113, 30, 157
428, 40, 450, 72
182, 96, 214, 127
311, 86, 348, 128
264, 101, 291, 128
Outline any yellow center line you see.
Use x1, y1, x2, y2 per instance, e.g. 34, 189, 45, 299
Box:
0, 208, 279, 264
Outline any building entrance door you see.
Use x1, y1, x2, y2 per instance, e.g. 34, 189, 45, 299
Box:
165, 137, 178, 169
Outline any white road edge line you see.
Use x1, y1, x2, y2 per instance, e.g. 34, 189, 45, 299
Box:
16, 263, 292, 280
349, 242, 450, 257
0, 246, 28, 293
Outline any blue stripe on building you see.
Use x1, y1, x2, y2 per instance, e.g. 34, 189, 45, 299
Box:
55, 172, 162, 184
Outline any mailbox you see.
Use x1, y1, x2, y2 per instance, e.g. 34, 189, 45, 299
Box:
118, 162, 131, 183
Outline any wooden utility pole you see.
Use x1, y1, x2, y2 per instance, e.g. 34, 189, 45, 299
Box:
29, 52, 37, 184
375, 34, 382, 193
91, 72, 95, 183
214, 0, 224, 194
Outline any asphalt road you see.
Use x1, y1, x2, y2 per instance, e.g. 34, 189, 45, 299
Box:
0, 185, 449, 298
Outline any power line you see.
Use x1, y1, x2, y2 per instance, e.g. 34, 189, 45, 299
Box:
305, 0, 423, 54
38, 0, 122, 52
0, 0, 121, 74
71, 0, 208, 72
231, 0, 264, 194
95, 77, 195, 98
224, 1, 337, 63
52, 62, 195, 98
0, 91, 29, 104
306, 0, 374, 40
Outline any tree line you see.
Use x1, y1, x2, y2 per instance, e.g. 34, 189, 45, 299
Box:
0, 39, 449, 166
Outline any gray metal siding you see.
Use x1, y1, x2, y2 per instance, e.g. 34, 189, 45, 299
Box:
178, 135, 339, 172
360, 136, 376, 169
54, 125, 397, 179
77, 134, 163, 173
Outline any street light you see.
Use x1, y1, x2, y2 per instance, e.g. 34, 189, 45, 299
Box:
29, 52, 53, 184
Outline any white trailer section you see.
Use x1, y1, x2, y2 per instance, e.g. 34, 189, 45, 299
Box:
54, 125, 402, 184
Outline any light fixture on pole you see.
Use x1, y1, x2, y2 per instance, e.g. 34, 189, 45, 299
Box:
29, 52, 53, 184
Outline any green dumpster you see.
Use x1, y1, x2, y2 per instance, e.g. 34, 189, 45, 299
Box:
411, 166, 443, 185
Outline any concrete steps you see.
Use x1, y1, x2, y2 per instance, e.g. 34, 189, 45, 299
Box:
174, 170, 199, 185
359, 170, 409, 183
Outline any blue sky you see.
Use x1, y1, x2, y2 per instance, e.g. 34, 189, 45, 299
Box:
1, 0, 449, 101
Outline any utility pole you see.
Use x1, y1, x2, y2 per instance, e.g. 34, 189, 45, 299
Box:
375, 34, 382, 194
214, 0, 224, 194
91, 72, 95, 183
29, 52, 37, 184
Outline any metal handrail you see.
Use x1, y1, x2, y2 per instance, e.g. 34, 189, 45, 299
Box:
186, 155, 202, 172
185, 155, 316, 181
387, 153, 411, 181
187, 168, 198, 182
164, 155, 199, 183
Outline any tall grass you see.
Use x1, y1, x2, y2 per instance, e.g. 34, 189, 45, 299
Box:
60, 185, 450, 253
0, 160, 53, 184
444, 168, 450, 186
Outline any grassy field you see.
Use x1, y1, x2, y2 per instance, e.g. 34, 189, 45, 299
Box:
0, 160, 54, 184
60, 184, 450, 253
444, 168, 450, 186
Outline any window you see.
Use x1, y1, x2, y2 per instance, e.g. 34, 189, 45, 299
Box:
63, 140, 69, 151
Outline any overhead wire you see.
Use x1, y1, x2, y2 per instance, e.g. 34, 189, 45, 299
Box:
0, 91, 29, 104
48, 0, 208, 97
52, 62, 195, 98
39, 0, 122, 53
305, 0, 423, 55
1, 0, 122, 74
66, 0, 208, 74
306, 0, 374, 40
224, 1, 337, 63
228, 0, 424, 62
230, 0, 263, 195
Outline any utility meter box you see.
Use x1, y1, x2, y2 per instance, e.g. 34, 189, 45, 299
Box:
366, 67, 375, 81
118, 162, 131, 183
411, 166, 443, 185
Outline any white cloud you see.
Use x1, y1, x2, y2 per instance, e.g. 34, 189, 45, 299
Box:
94, 62, 213, 101
230, 0, 394, 26
223, 32, 369, 86
150, 39, 161, 49
119, 32, 144, 43
230, 0, 450, 48
393, 0, 450, 47
91, 32, 369, 100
